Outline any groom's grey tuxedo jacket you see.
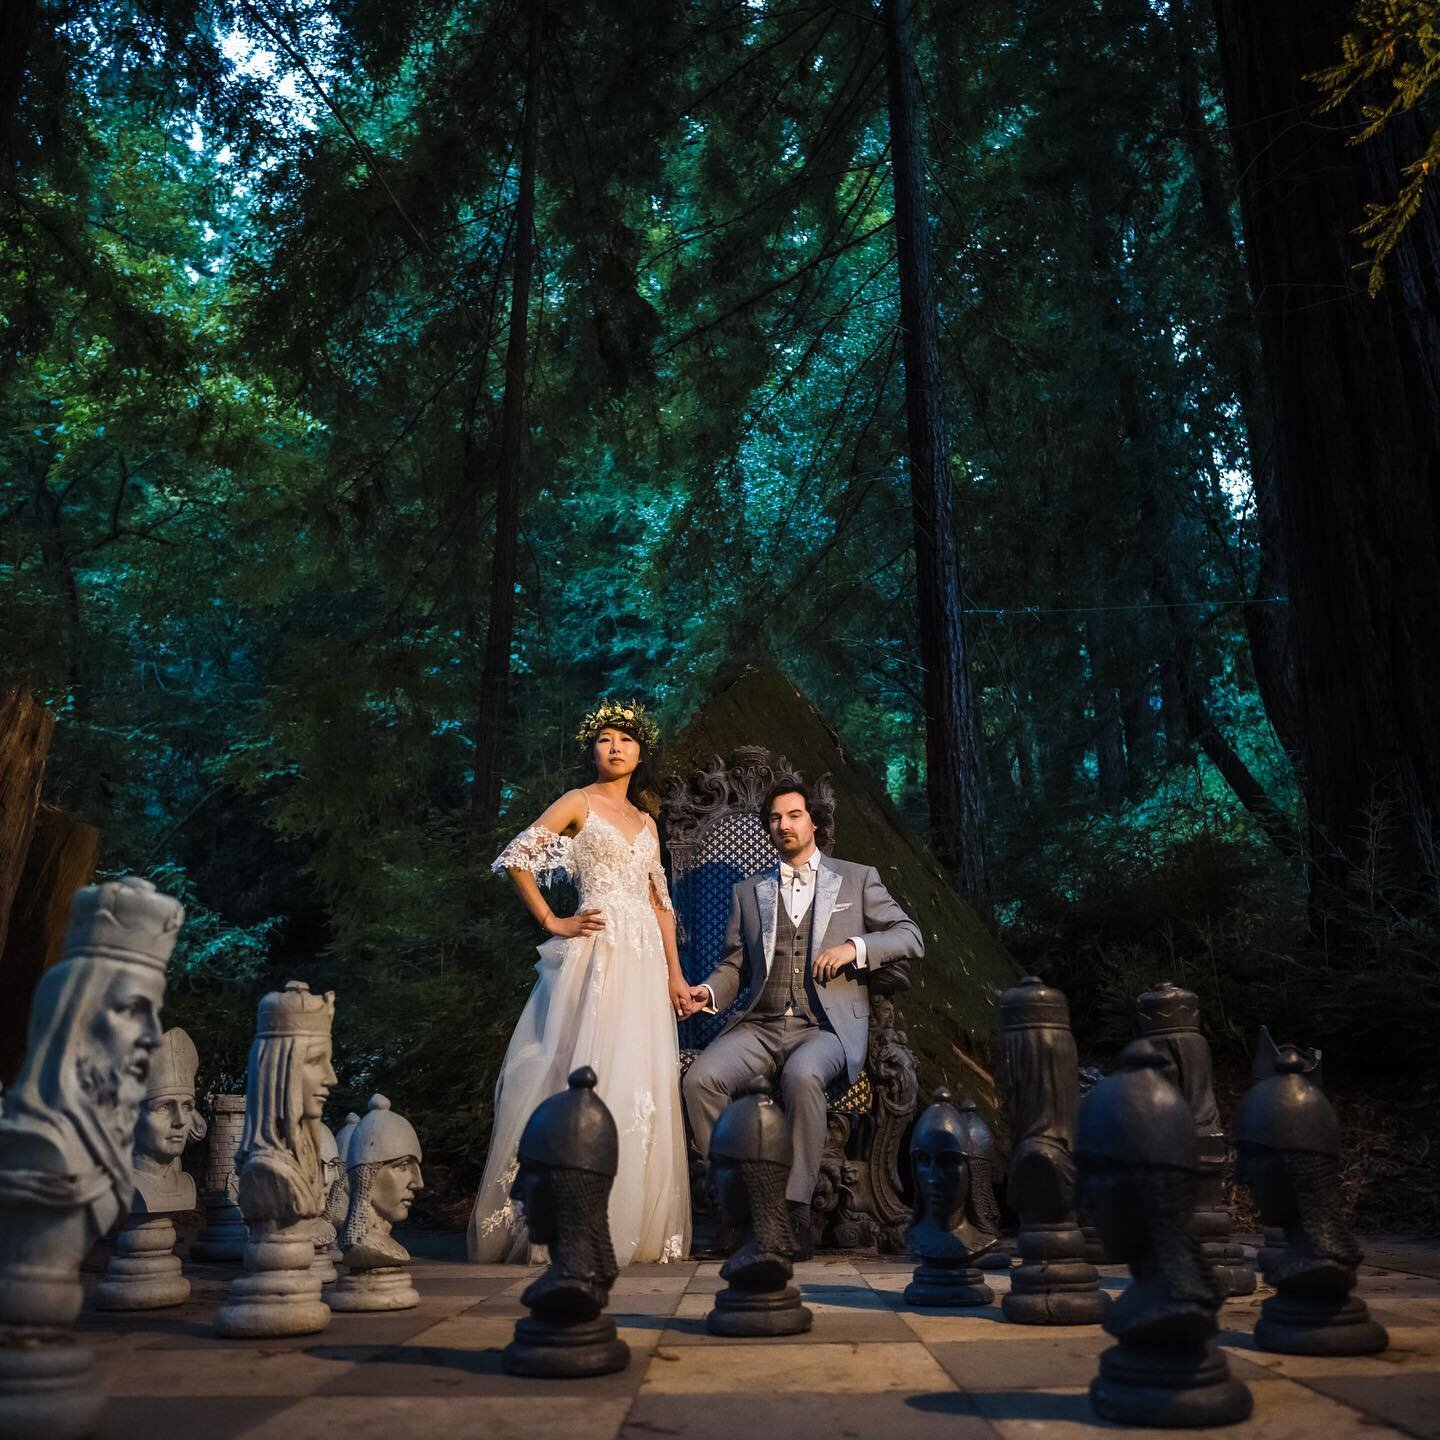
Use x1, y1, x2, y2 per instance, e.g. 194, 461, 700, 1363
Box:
703, 856, 924, 1084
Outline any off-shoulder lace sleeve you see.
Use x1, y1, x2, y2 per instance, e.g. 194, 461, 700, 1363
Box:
491, 824, 575, 885
648, 854, 674, 913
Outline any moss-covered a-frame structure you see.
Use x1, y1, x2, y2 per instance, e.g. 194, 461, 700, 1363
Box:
661, 665, 1018, 1105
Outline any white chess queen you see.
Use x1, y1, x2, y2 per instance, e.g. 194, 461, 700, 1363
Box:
467, 700, 692, 1265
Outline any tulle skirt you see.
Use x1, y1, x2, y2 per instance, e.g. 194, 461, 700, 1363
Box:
466, 901, 691, 1264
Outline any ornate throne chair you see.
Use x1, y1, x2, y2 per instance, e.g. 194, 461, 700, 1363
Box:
662, 746, 919, 1251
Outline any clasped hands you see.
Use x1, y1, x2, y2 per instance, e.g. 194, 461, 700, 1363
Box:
670, 941, 858, 1021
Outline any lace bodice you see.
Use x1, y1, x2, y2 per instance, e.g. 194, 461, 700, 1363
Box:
492, 808, 673, 924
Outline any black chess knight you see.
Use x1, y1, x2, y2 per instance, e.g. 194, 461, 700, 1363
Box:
1235, 1047, 1388, 1357
705, 1079, 813, 1337
502, 1068, 630, 1378
904, 1090, 1000, 1307
1077, 1041, 1253, 1429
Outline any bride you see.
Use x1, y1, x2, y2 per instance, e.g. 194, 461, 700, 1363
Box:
467, 698, 692, 1264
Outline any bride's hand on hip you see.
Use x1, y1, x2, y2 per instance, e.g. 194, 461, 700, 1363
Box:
544, 907, 605, 939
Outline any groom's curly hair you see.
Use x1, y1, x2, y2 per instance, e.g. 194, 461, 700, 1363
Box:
758, 774, 835, 851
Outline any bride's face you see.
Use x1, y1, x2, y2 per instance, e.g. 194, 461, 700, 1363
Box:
593, 728, 641, 781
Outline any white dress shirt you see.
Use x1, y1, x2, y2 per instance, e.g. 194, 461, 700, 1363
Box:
779, 852, 868, 967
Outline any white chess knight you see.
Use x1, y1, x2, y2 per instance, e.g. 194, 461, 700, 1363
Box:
329, 1094, 423, 1311
213, 981, 337, 1339
0, 876, 182, 1440
94, 1027, 207, 1310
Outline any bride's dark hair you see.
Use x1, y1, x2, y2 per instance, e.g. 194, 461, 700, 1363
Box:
576, 725, 661, 814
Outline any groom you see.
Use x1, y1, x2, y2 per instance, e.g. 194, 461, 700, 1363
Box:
682, 779, 923, 1256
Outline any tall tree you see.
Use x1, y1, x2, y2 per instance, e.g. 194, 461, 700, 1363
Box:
1212, 0, 1440, 899
473, 4, 544, 823
883, 0, 987, 895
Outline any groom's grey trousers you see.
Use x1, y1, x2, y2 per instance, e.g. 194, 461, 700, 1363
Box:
684, 1014, 846, 1205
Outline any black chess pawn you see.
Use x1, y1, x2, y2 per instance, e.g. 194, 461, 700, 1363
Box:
998, 977, 1107, 1326
1077, 1041, 1253, 1428
1235, 1049, 1388, 1356
502, 1068, 630, 1378
1137, 982, 1255, 1297
904, 1091, 1000, 1307
705, 1079, 813, 1337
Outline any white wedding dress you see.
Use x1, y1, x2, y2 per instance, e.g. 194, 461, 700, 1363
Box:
467, 801, 691, 1264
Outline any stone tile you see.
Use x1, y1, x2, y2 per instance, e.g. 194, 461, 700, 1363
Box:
100, 1395, 296, 1440
798, 1282, 897, 1312
968, 1375, 1386, 1438
234, 1395, 633, 1440
929, 1334, 1107, 1391
640, 1340, 953, 1394
399, 1315, 520, 1350
98, 1343, 358, 1397
314, 1335, 650, 1402
1362, 1244, 1440, 1281
622, 1389, 998, 1440
1301, 1373, 1440, 1439
133, 1307, 453, 1352
883, 1303, 1016, 1344
609, 1275, 693, 1299
624, 1262, 699, 1279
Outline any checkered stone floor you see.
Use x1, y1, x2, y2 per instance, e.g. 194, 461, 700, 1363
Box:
75, 1235, 1440, 1439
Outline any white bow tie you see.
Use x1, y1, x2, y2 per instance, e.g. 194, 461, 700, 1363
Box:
780, 862, 813, 885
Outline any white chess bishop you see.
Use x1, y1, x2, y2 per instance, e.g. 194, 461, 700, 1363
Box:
94, 1026, 207, 1311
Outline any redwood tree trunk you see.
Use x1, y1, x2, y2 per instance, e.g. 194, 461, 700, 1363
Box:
1086, 614, 1128, 806
1169, 0, 1301, 766
1212, 0, 1440, 895
472, 7, 543, 823
883, 0, 987, 895
0, 803, 99, 1082
0, 683, 53, 959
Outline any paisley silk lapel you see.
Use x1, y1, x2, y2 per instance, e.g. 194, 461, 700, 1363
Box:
755, 873, 779, 975
812, 862, 843, 954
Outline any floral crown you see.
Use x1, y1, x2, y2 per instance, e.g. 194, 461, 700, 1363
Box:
576, 698, 660, 752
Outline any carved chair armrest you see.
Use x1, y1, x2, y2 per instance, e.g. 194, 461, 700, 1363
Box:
864, 960, 912, 997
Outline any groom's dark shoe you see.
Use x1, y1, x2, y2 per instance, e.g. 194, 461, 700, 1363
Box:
788, 1201, 815, 1262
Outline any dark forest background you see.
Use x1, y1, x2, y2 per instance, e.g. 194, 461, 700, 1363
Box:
2, 0, 1437, 1223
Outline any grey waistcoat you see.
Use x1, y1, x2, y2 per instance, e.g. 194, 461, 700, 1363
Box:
754, 894, 820, 1023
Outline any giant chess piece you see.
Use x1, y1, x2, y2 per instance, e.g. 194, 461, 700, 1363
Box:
999, 977, 1107, 1325
94, 1027, 206, 1310
334, 1110, 361, 1161
213, 981, 337, 1338
328, 1096, 423, 1311
904, 1090, 1000, 1307
1078, 1041, 1252, 1429
503, 1067, 630, 1376
1236, 1050, 1388, 1356
1251, 1026, 1322, 1273
704, 1078, 813, 1337
0, 877, 179, 1440
1137, 982, 1255, 1296
310, 1123, 347, 1286
189, 1092, 248, 1262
